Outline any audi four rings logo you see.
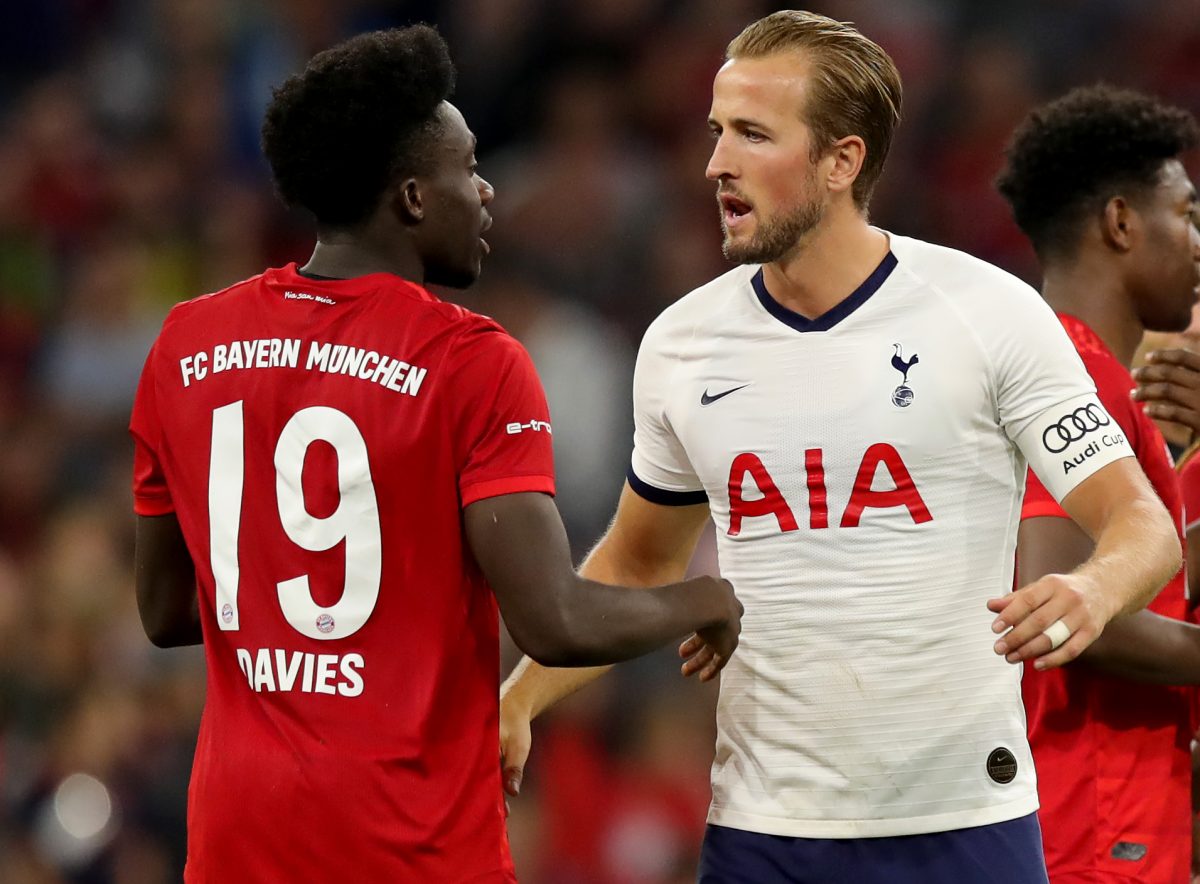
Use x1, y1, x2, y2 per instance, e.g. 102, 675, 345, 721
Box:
1042, 405, 1111, 453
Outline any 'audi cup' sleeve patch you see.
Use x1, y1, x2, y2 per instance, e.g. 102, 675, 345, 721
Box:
1015, 393, 1133, 503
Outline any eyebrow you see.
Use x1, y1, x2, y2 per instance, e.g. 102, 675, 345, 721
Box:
708, 116, 771, 133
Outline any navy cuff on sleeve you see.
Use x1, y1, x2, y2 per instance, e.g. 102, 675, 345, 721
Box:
626, 466, 709, 506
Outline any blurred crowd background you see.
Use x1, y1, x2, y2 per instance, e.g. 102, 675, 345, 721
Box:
1, 0, 1198, 881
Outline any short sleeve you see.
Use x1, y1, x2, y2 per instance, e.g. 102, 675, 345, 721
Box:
129, 340, 175, 516
987, 289, 1133, 502
1020, 349, 1142, 522
449, 324, 555, 507
627, 320, 707, 506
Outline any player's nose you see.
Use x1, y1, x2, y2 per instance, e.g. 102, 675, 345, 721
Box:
477, 175, 495, 206
706, 135, 736, 182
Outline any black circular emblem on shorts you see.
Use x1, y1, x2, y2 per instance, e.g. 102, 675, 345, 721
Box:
986, 747, 1018, 784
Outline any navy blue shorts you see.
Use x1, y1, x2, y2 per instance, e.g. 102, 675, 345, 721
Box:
697, 813, 1049, 884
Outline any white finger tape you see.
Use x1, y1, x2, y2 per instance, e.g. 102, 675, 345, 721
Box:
1042, 619, 1071, 651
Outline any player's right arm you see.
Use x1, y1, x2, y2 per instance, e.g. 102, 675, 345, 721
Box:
978, 278, 1179, 668
467, 486, 733, 669
1021, 346, 1200, 681
130, 332, 203, 648
134, 513, 202, 647
496, 482, 710, 796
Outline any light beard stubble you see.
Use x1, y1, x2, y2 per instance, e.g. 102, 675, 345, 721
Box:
720, 198, 825, 265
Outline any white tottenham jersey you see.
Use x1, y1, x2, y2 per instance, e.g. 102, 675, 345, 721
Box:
629, 232, 1133, 838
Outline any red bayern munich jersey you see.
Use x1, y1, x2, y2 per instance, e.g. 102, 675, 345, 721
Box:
131, 264, 555, 883
1021, 314, 1190, 884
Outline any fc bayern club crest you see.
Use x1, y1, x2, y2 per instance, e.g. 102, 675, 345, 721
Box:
890, 343, 919, 408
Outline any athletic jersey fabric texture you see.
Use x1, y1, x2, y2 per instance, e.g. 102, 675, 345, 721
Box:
1021, 314, 1191, 884
131, 264, 554, 883
628, 232, 1132, 838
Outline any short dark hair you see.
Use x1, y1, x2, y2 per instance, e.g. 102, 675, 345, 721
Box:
996, 84, 1199, 259
261, 25, 456, 229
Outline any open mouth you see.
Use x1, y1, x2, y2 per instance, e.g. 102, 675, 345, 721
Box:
719, 192, 753, 227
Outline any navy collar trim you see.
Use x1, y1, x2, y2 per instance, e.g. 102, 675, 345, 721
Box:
751, 251, 898, 333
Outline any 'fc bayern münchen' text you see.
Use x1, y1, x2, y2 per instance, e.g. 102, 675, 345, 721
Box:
178, 338, 427, 396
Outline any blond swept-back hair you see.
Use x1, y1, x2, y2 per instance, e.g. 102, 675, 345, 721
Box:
727, 10, 902, 209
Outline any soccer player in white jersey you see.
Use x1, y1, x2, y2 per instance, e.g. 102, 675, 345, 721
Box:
500, 11, 1181, 882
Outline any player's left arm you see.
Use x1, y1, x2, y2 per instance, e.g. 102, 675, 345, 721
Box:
134, 513, 201, 647
989, 457, 1180, 669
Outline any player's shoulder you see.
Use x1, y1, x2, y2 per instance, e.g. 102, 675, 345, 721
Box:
151, 270, 274, 352
888, 232, 1041, 310
160, 269, 269, 327
642, 264, 757, 348
446, 309, 529, 360
410, 299, 535, 375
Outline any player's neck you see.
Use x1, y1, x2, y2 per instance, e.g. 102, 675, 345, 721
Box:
300, 236, 425, 284
759, 215, 889, 320
1041, 262, 1143, 368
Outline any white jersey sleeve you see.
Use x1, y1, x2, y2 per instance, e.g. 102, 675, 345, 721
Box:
628, 317, 707, 501
984, 283, 1132, 501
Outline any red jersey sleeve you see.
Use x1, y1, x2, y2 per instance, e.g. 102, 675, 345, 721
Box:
129, 340, 174, 516
449, 322, 555, 507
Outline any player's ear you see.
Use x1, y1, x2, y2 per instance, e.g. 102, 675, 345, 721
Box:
394, 178, 425, 225
824, 135, 865, 198
1101, 196, 1134, 252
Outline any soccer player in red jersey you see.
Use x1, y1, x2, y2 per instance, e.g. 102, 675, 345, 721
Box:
129, 27, 741, 883
997, 84, 1200, 883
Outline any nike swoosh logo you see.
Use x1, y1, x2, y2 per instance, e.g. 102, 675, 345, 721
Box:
700, 384, 749, 406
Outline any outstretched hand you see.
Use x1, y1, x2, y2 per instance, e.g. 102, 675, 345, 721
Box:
986, 571, 1113, 670
1132, 348, 1200, 441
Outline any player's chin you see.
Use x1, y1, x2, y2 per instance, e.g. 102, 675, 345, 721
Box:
426, 253, 484, 290
722, 235, 763, 265
1159, 300, 1196, 334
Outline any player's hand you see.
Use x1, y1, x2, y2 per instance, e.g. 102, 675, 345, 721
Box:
680, 577, 742, 681
1132, 348, 1200, 440
986, 571, 1113, 670
498, 694, 532, 797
